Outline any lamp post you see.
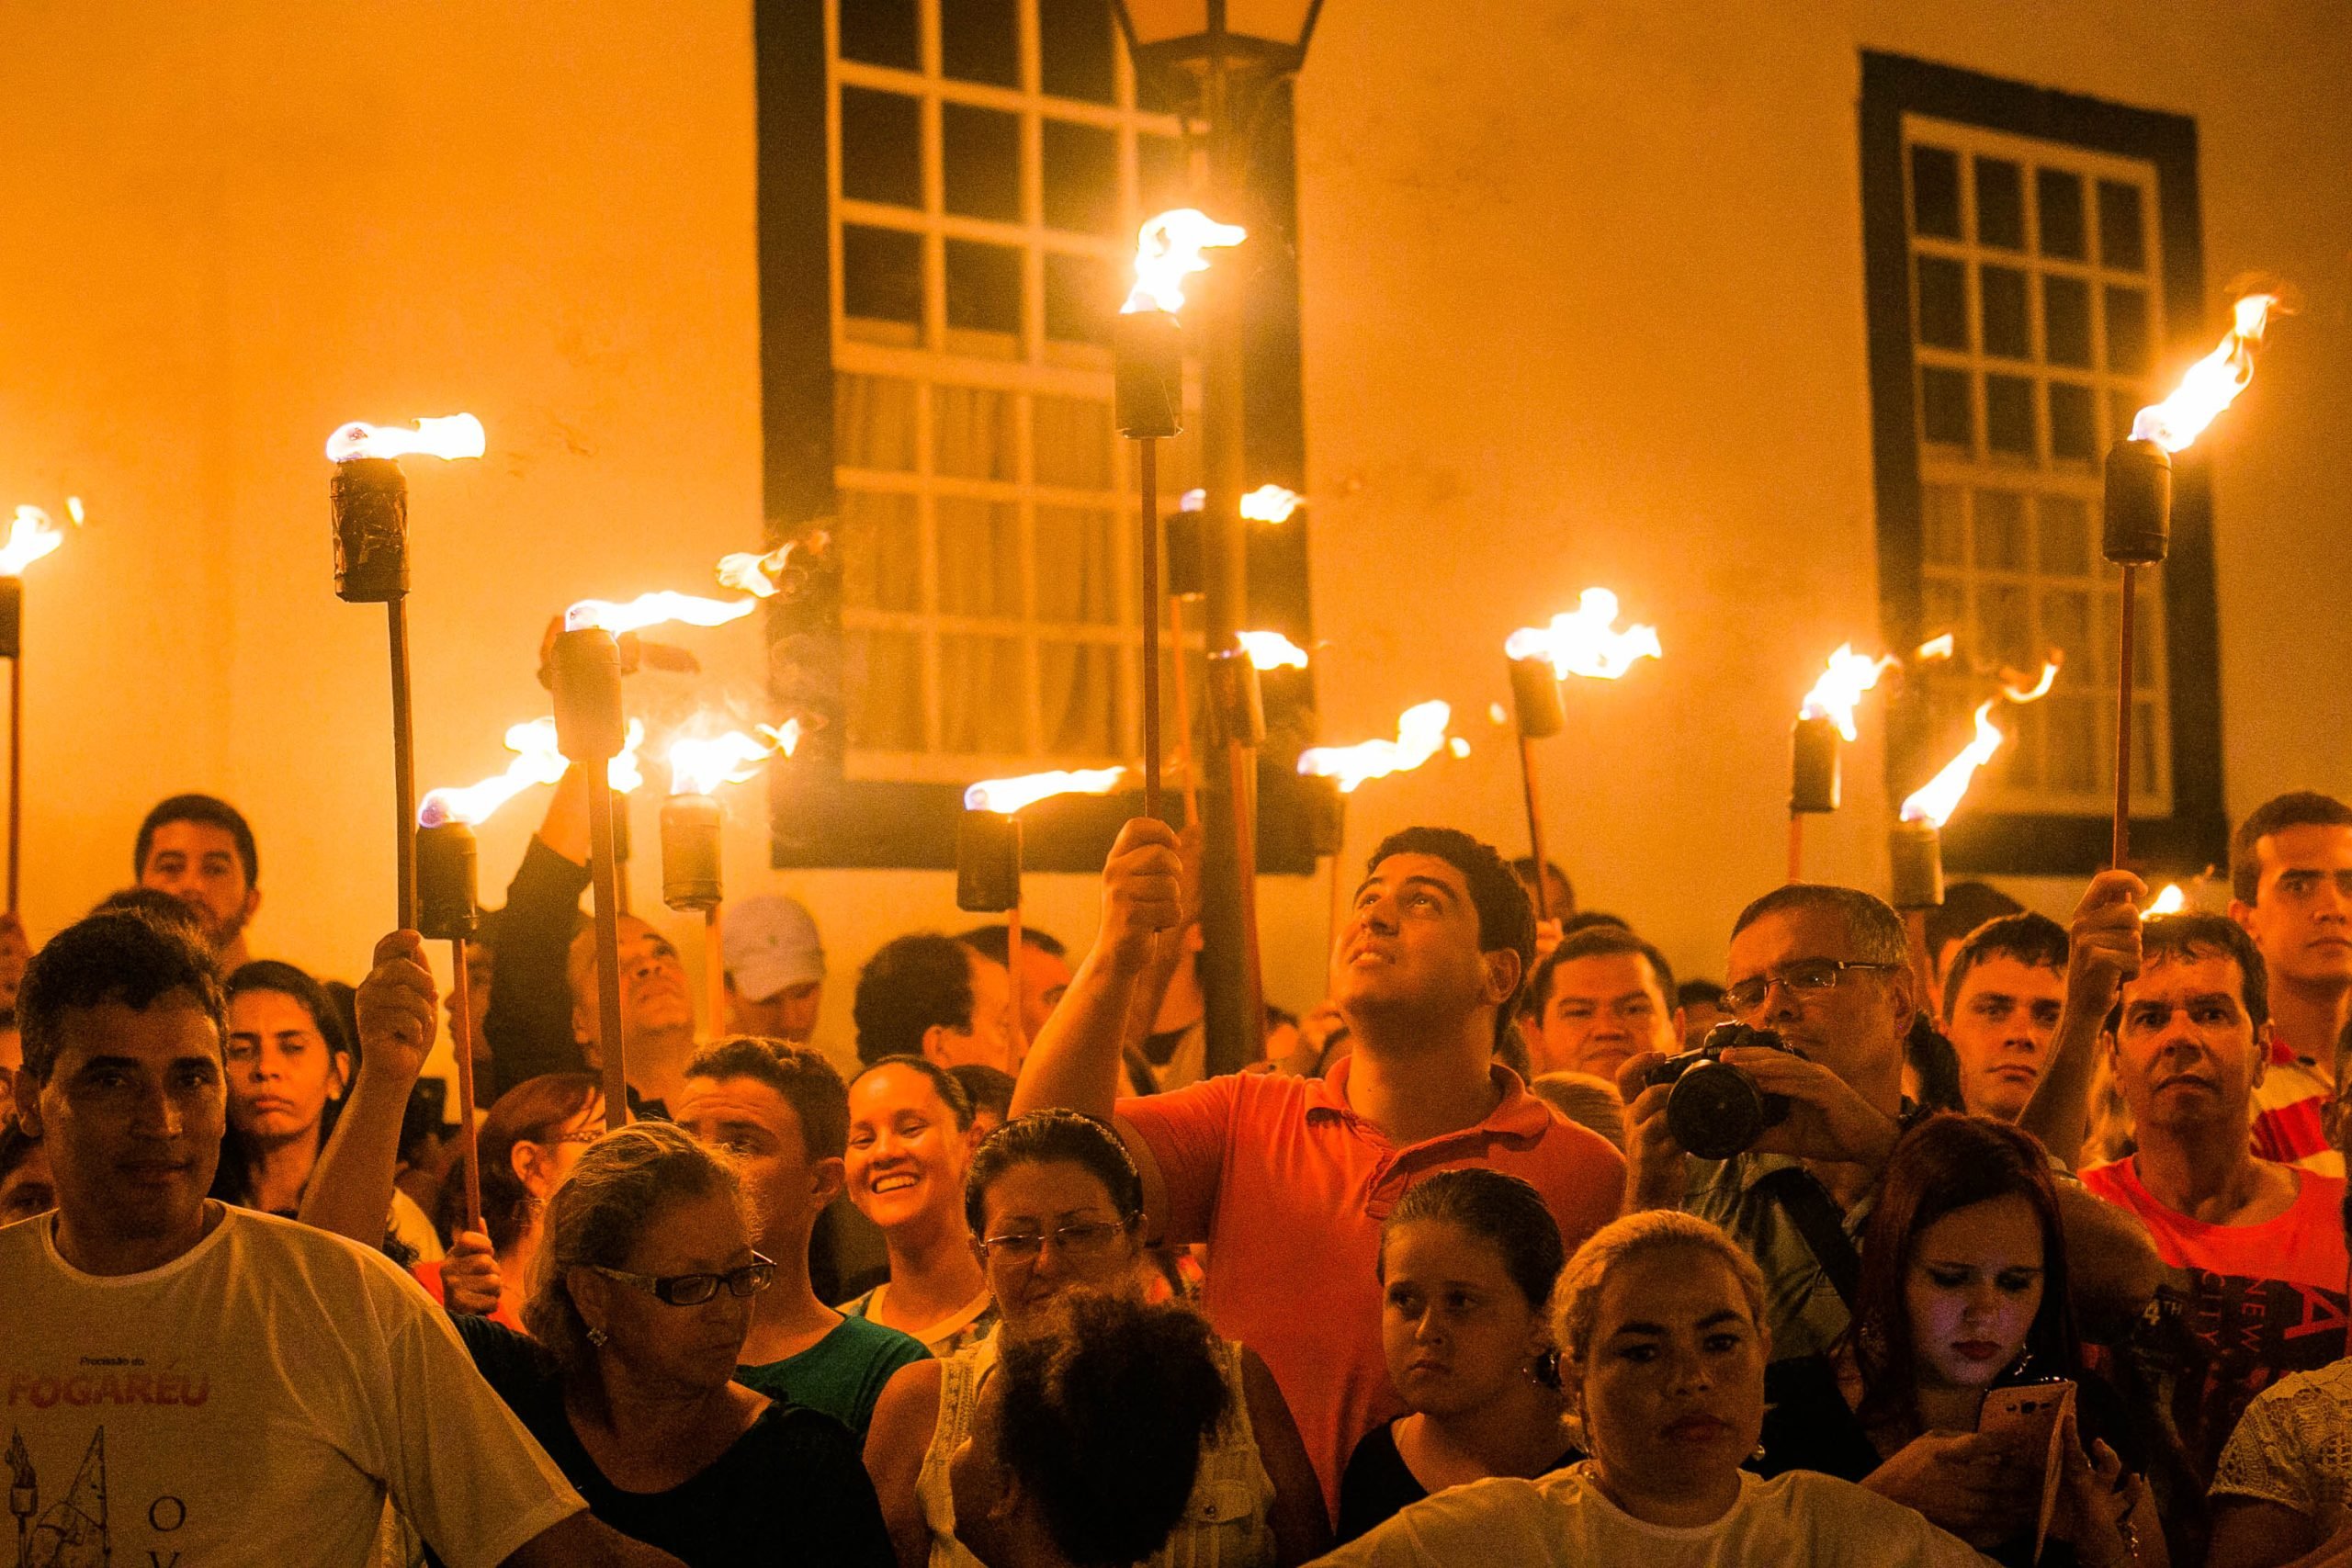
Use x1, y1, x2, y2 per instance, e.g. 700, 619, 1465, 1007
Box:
1110, 0, 1325, 1078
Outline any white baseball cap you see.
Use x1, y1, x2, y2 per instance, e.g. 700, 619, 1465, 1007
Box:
723, 894, 826, 1001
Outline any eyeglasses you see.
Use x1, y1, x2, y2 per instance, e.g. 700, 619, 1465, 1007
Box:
977, 1220, 1132, 1265
1721, 960, 1901, 1016
586, 1253, 776, 1306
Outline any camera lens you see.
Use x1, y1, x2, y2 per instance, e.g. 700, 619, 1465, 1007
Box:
1666, 1059, 1769, 1161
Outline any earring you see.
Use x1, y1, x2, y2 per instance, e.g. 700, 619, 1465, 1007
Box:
586, 1325, 608, 1348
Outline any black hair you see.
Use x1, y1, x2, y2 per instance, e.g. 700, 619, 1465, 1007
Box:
212, 960, 356, 1207
87, 886, 209, 937
1922, 879, 2026, 961
1381, 1168, 1566, 1316
965, 1109, 1143, 1236
685, 1036, 851, 1160
0, 1118, 40, 1184
948, 1063, 1017, 1125
1367, 827, 1537, 1046
1679, 978, 1725, 1009
993, 1292, 1231, 1568
1508, 856, 1577, 916
2128, 912, 2269, 1031
1523, 924, 1678, 1021
2233, 791, 2352, 904
853, 933, 978, 1066
850, 1053, 975, 1131
1731, 884, 1908, 966
1942, 911, 2069, 1022
1558, 911, 1631, 937
134, 793, 258, 886
956, 924, 1069, 965
1904, 1015, 1965, 1112
17, 909, 226, 1086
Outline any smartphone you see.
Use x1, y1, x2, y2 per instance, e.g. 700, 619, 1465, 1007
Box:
1977, 1379, 2076, 1563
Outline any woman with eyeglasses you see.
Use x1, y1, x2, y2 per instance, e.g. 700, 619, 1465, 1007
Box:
449, 1120, 894, 1566
864, 1109, 1329, 1568
425, 1072, 605, 1328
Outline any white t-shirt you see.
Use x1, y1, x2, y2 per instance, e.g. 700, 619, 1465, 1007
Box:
0, 1203, 582, 1568
2211, 1356, 2352, 1537
1311, 1462, 1995, 1568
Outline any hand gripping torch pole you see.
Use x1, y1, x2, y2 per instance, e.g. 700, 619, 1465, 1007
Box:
661, 794, 726, 1035
956, 807, 1024, 1053
416, 821, 484, 1233
2102, 438, 2169, 868
1116, 308, 1184, 821
1508, 657, 1566, 923
553, 627, 631, 1122
332, 457, 420, 929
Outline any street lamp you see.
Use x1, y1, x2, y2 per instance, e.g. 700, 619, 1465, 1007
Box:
1110, 0, 1327, 1077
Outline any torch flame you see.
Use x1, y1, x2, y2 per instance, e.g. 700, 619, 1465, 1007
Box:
717, 542, 797, 599
567, 592, 760, 635
1297, 701, 1458, 795
668, 730, 773, 797
64, 496, 85, 525
2144, 884, 2187, 919
964, 768, 1128, 816
1122, 209, 1246, 315
1504, 589, 1663, 682
1915, 634, 1955, 660
1240, 485, 1303, 523
2130, 293, 2278, 454
419, 716, 645, 828
0, 507, 65, 577
1899, 702, 2004, 828
758, 719, 802, 757
1237, 630, 1309, 671
2000, 656, 2063, 704
325, 413, 487, 464
1796, 644, 1899, 741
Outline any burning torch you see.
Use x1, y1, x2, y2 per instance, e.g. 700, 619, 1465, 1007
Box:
413, 802, 485, 1233
662, 730, 780, 1033
1787, 646, 1897, 885
960, 769, 1127, 1052
326, 414, 485, 929
1116, 209, 1244, 821
2103, 291, 2278, 867
0, 502, 71, 914
1502, 589, 1662, 921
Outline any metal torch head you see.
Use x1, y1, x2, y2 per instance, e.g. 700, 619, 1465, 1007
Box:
550, 628, 628, 761
1508, 656, 1566, 739
330, 457, 412, 603
1790, 715, 1842, 814
660, 794, 724, 912
1888, 819, 1946, 910
2102, 437, 2173, 566
1206, 643, 1267, 749
1163, 507, 1204, 600
0, 576, 22, 661
956, 809, 1023, 913
1301, 773, 1346, 859
415, 821, 481, 941
1113, 309, 1184, 439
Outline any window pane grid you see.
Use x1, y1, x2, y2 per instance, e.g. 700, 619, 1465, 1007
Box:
829, 0, 1191, 780
1902, 115, 2171, 818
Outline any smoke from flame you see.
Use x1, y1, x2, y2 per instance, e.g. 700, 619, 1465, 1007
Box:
1297, 701, 1458, 794
2144, 884, 2187, 919
419, 716, 645, 828
1122, 209, 1246, 315
965, 768, 1128, 815
1899, 702, 2003, 828
567, 592, 760, 635
668, 731, 773, 796
1797, 644, 1898, 741
0, 507, 66, 577
1504, 589, 1662, 682
1238, 631, 1308, 671
2131, 293, 2278, 454
325, 413, 486, 464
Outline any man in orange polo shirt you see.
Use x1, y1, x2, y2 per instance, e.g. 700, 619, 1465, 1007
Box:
1013, 820, 1625, 1519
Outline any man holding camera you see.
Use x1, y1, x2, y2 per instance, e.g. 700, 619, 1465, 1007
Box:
1618, 884, 2158, 1363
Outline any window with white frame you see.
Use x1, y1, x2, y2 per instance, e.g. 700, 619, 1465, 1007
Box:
827, 0, 1197, 781
1903, 115, 2170, 818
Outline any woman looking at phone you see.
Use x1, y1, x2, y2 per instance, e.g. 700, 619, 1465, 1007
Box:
1757, 1114, 2163, 1567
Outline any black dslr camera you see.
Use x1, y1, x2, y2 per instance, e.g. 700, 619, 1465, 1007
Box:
1642, 1022, 1802, 1161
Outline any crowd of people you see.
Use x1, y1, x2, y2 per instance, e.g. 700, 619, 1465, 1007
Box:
5, 772, 2352, 1568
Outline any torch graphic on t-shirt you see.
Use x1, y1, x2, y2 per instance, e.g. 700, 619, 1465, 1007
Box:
6, 1426, 107, 1568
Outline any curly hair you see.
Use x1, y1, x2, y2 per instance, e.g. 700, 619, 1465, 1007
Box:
993, 1292, 1232, 1567
523, 1121, 747, 1381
